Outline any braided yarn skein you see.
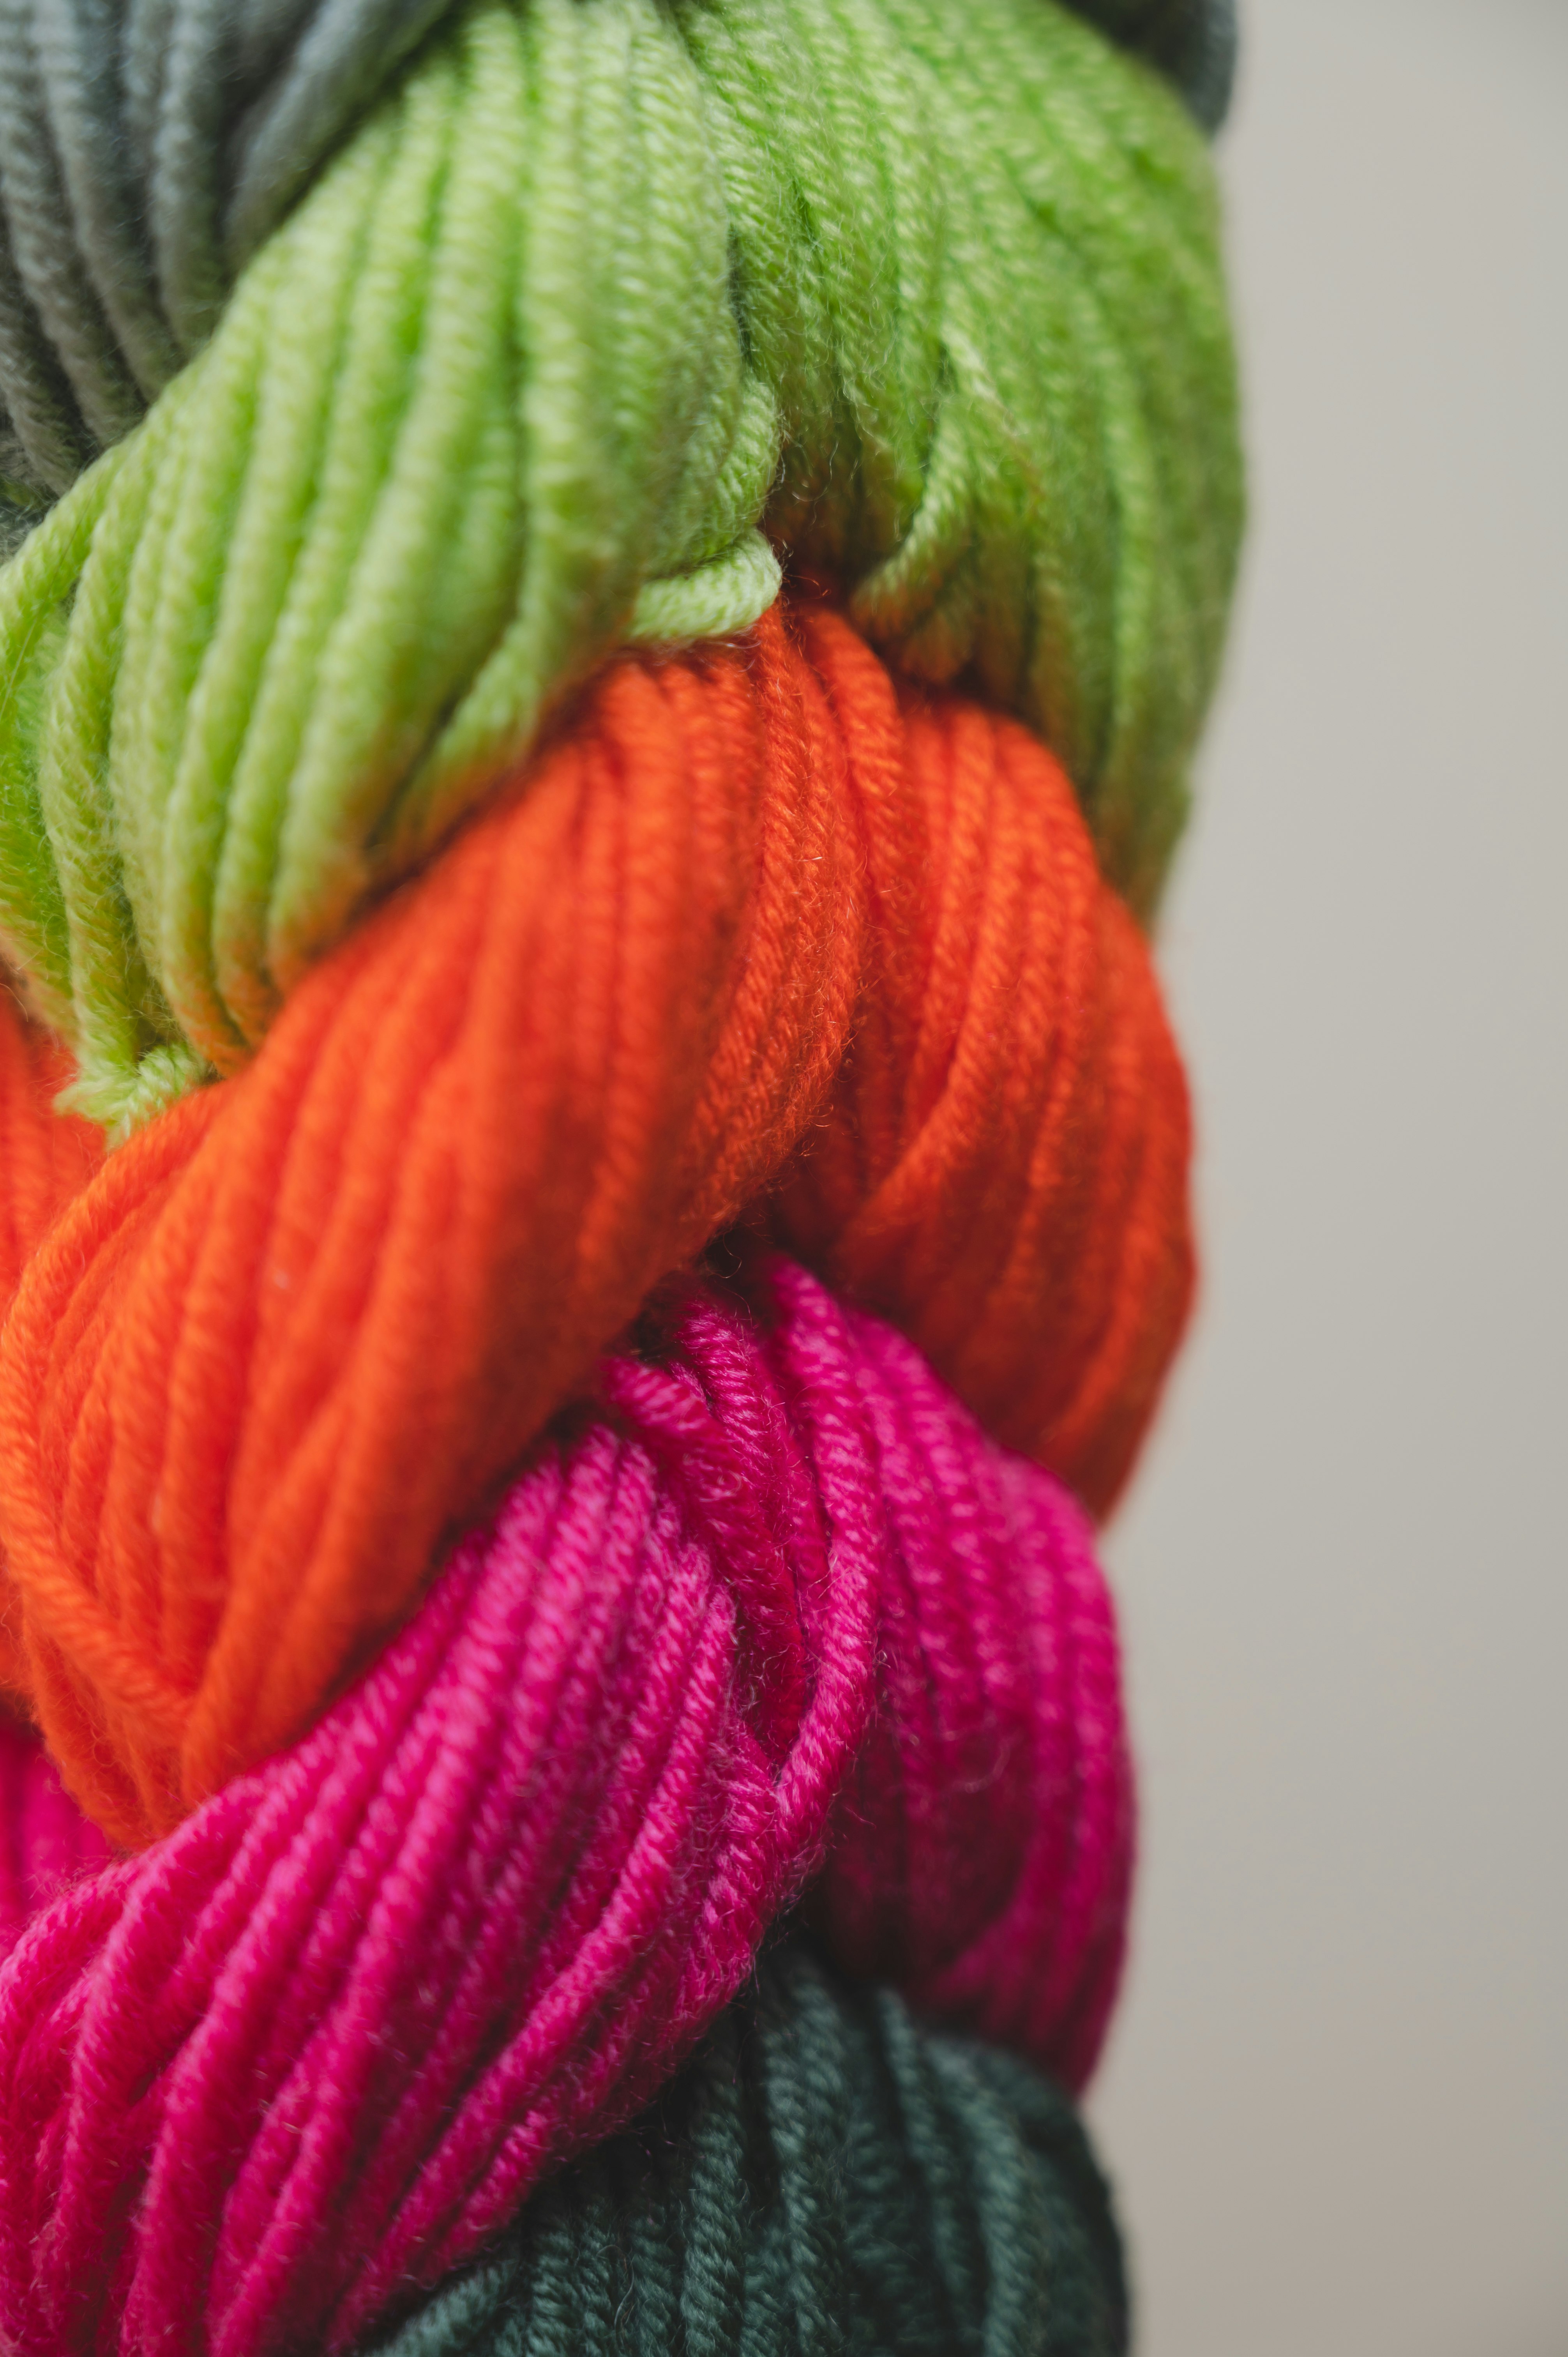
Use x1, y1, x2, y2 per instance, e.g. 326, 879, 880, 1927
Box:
0, 600, 1188, 1841
0, 0, 1240, 1136
0, 1254, 1130, 2357
0, 0, 1234, 506
0, 0, 1246, 2340
364, 1941, 1130, 2357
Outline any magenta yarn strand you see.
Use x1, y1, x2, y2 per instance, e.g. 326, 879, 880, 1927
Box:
0, 1715, 112, 1938
0, 1255, 1132, 2357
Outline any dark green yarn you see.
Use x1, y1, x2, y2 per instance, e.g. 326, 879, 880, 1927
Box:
1078, 0, 1235, 133
362, 1943, 1129, 2357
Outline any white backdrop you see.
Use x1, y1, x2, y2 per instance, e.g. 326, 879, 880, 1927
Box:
1086, 4, 1568, 2353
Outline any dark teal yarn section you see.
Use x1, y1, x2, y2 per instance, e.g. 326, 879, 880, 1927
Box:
0, 0, 1235, 504
363, 1942, 1130, 2357
1079, 0, 1234, 133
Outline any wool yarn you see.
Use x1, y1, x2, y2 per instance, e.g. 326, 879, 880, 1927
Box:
0, 991, 100, 1298
0, 0, 1234, 504
363, 1940, 1130, 2357
1086, 0, 1235, 133
0, 1252, 1129, 2355
0, 1710, 111, 1932
0, 0, 1246, 2335
0, 598, 1185, 1837
0, 0, 1240, 1133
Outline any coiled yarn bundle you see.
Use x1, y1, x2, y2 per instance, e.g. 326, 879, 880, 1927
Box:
364, 1941, 1130, 2357
0, 1254, 1128, 2355
0, 601, 1188, 1838
0, 0, 1242, 2346
0, 0, 1240, 1140
0, 0, 1234, 500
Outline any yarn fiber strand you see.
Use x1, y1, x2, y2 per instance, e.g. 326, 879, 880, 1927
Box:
0, 0, 1235, 510
0, 0, 1243, 2346
365, 1942, 1130, 2357
0, 1257, 1131, 2356
0, 0, 1240, 1127
0, 600, 1189, 1838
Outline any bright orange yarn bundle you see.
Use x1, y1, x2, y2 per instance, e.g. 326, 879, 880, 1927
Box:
0, 595, 1188, 1844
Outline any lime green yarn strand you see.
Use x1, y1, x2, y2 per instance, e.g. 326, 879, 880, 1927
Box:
888, 0, 1241, 889
410, 0, 779, 849
0, 0, 781, 1118
205, 88, 454, 1049
0, 484, 100, 1035
255, 13, 530, 999
0, 0, 1240, 1128
682, 0, 1241, 911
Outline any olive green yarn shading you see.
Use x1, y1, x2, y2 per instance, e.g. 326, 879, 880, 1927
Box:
364, 1941, 1130, 2357
0, 0, 1241, 1133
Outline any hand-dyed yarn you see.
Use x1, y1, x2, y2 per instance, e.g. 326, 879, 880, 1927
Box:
0, 0, 1243, 2336
0, 1254, 1129, 2355
0, 993, 99, 1301
0, 1711, 111, 1933
0, 0, 1240, 1129
1086, 0, 1235, 132
0, 601, 1184, 1833
0, 0, 1232, 503
364, 1941, 1130, 2357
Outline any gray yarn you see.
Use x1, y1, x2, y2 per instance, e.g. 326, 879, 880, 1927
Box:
0, 0, 451, 498
0, 0, 1237, 511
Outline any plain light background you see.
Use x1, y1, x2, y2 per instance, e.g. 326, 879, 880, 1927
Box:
1085, 4, 1568, 2355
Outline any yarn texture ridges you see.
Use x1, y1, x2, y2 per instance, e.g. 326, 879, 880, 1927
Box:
0, 0, 1246, 2338
0, 600, 1190, 1839
0, 1254, 1130, 2357
0, 0, 1240, 1128
0, 0, 1235, 505
363, 1941, 1131, 2357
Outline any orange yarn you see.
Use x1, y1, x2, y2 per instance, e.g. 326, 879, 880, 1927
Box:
0, 1002, 103, 1693
0, 599, 1191, 1845
0, 1002, 102, 1306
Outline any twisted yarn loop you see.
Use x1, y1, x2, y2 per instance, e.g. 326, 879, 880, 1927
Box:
0, 0, 1240, 1126
0, 1253, 1130, 2357
0, 600, 1187, 1837
365, 1941, 1130, 2357
0, 0, 1240, 2340
0, 0, 1235, 505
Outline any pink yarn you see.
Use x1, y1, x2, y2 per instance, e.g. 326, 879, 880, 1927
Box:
0, 1255, 1130, 2357
0, 1716, 111, 1942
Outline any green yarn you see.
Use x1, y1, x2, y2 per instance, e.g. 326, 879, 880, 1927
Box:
365, 1941, 1130, 2357
0, 0, 1241, 1133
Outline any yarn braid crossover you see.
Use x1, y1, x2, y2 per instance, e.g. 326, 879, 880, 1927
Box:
0, 0, 1244, 2348
0, 0, 1241, 1147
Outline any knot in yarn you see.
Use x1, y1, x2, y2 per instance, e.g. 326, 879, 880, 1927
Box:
0, 603, 1186, 1837
0, 1254, 1130, 2357
0, 0, 1240, 1126
364, 1942, 1130, 2357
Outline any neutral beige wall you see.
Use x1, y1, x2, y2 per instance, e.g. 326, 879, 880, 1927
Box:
1086, 4, 1568, 2353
